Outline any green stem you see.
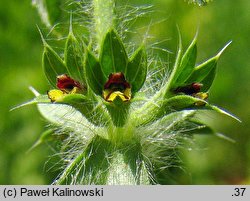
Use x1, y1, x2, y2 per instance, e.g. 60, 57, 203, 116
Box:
93, 0, 115, 50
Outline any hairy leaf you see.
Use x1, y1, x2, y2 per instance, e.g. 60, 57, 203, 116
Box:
85, 50, 105, 95
56, 135, 113, 184
127, 45, 147, 93
174, 34, 197, 86
38, 103, 90, 128
167, 28, 183, 90
43, 44, 67, 87
11, 95, 50, 111
56, 94, 111, 126
64, 31, 85, 83
100, 29, 128, 78
183, 119, 215, 135
185, 55, 218, 89
185, 42, 231, 91
28, 129, 68, 152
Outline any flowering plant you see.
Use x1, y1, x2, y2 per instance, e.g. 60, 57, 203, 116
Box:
16, 0, 239, 184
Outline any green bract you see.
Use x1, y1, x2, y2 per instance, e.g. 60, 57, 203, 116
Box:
172, 34, 197, 87
42, 41, 67, 88
64, 29, 85, 83
41, 28, 85, 87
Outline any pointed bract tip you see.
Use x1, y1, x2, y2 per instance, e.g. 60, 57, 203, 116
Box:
36, 25, 47, 46
10, 101, 33, 112
217, 41, 232, 58
29, 86, 40, 97
211, 105, 241, 123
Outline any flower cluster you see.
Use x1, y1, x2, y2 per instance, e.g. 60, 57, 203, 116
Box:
20, 25, 238, 185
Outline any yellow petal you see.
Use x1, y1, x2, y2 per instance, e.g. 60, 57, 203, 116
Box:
194, 92, 208, 106
69, 87, 82, 94
124, 88, 131, 100
103, 89, 111, 101
109, 91, 125, 102
194, 92, 209, 100
103, 88, 131, 102
47, 89, 65, 102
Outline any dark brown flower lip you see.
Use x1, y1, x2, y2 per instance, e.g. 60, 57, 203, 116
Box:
104, 72, 131, 90
56, 74, 83, 92
173, 82, 203, 95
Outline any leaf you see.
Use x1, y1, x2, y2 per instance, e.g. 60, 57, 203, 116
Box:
85, 49, 105, 95
135, 95, 202, 126
107, 153, 150, 184
185, 124, 214, 135
150, 110, 215, 136
27, 129, 68, 152
74, 135, 113, 184
126, 45, 147, 93
57, 94, 91, 115
100, 29, 128, 78
13, 91, 96, 137
56, 135, 113, 184
136, 93, 240, 127
186, 119, 235, 141
185, 54, 218, 88
38, 103, 90, 128
10, 95, 50, 111
167, 27, 183, 90
185, 41, 231, 91
64, 30, 85, 83
205, 104, 241, 122
162, 95, 207, 112
200, 66, 216, 92
162, 94, 240, 122
56, 94, 111, 126
122, 143, 150, 184
151, 110, 196, 134
62, 94, 111, 125
16, 91, 109, 126
147, 94, 205, 124
174, 33, 197, 86
43, 44, 67, 87
183, 119, 215, 135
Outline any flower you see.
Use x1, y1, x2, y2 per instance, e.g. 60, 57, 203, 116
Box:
48, 74, 84, 102
173, 82, 203, 95
103, 72, 131, 102
56, 74, 83, 93
173, 82, 208, 106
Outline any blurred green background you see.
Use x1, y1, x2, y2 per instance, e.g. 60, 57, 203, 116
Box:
0, 0, 249, 184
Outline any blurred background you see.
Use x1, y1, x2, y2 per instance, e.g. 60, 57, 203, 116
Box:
0, 0, 249, 184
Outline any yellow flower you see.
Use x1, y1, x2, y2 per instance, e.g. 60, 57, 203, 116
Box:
48, 74, 84, 102
103, 72, 131, 102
